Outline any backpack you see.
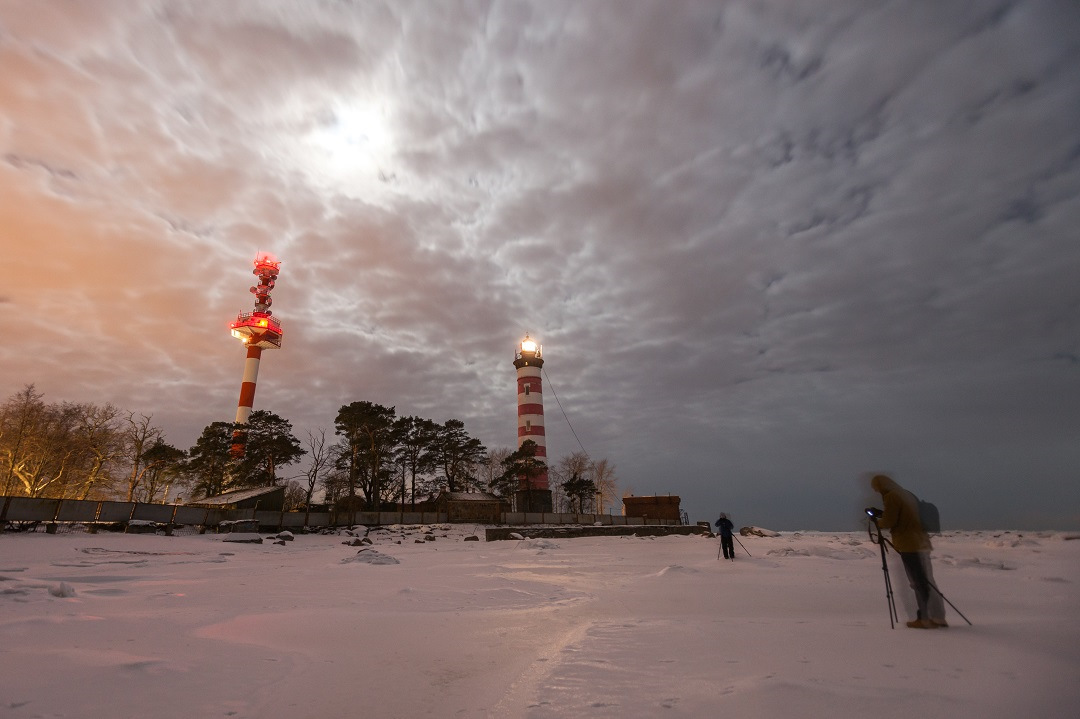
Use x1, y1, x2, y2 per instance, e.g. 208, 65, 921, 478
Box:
917, 498, 941, 534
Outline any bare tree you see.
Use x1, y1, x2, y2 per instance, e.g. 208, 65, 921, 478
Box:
592, 458, 618, 515
123, 413, 163, 501
70, 402, 125, 500
321, 463, 349, 506
283, 480, 306, 511
2, 394, 80, 498
303, 429, 332, 514
0, 385, 47, 496
480, 447, 512, 493
553, 452, 592, 512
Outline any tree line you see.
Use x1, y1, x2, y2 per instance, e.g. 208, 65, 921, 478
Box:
0, 385, 617, 513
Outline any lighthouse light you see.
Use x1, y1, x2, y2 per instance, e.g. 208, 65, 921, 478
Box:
521, 339, 537, 353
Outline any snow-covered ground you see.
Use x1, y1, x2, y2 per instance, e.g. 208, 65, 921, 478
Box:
1, 526, 1077, 718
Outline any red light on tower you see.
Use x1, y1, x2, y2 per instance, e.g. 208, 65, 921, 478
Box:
229, 254, 283, 457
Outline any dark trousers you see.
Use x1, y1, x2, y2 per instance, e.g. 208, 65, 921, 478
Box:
900, 551, 931, 620
721, 535, 734, 559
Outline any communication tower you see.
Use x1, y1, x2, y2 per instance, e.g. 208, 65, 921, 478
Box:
228, 253, 283, 457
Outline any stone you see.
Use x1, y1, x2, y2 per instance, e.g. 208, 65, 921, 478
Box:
342, 548, 399, 565
223, 533, 263, 544
740, 526, 780, 537
48, 582, 75, 598
220, 519, 259, 534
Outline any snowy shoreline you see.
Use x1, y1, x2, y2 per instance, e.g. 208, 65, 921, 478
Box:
2, 528, 1078, 718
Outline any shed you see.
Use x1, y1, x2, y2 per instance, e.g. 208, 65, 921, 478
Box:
187, 486, 285, 512
622, 495, 682, 522
435, 491, 505, 524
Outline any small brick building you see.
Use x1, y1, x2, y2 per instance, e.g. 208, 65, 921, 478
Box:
621, 495, 682, 522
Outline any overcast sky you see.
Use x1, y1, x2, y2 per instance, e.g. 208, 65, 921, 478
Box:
2, 0, 1078, 530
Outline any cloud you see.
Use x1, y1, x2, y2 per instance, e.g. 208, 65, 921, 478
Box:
1, 0, 1079, 529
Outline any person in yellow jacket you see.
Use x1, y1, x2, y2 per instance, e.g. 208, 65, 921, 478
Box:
870, 474, 947, 629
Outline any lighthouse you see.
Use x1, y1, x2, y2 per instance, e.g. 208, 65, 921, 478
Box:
227, 253, 283, 457
514, 333, 553, 512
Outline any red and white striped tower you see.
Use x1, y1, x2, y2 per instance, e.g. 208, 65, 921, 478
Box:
228, 254, 283, 457
514, 334, 553, 512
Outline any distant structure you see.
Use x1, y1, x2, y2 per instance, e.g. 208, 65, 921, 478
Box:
434, 491, 506, 524
186, 485, 285, 512
228, 253, 283, 457
514, 333, 553, 512
622, 495, 682, 523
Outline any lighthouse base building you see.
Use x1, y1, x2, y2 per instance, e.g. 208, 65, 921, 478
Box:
516, 489, 553, 514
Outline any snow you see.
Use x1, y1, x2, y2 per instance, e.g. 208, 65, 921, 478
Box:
1, 526, 1077, 718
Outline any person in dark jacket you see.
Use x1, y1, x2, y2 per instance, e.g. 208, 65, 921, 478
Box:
871, 474, 947, 629
715, 513, 735, 560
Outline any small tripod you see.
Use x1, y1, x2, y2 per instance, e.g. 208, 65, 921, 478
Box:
716, 533, 750, 560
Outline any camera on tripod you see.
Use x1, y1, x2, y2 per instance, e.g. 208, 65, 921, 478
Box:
865, 507, 883, 519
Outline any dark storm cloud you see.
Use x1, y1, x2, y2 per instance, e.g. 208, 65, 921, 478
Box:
1, 0, 1078, 529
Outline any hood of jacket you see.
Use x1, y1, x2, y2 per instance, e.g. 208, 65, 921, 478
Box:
871, 474, 900, 495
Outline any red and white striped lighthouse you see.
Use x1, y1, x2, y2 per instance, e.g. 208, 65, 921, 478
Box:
514, 334, 552, 511
227, 254, 283, 457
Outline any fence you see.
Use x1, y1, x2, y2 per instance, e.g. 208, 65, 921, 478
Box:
0, 496, 679, 531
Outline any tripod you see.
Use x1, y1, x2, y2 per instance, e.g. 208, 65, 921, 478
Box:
868, 519, 898, 628
716, 533, 751, 559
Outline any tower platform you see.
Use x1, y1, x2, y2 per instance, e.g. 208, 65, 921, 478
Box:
229, 312, 283, 349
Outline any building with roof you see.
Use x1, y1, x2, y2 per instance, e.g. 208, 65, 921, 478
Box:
186, 486, 285, 512
434, 491, 506, 524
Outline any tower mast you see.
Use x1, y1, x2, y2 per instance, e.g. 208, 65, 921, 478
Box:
228, 253, 283, 457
